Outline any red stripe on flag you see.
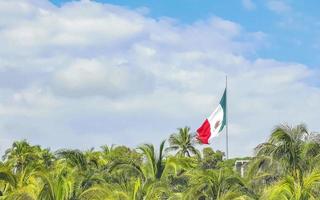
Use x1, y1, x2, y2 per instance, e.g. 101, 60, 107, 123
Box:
197, 119, 211, 144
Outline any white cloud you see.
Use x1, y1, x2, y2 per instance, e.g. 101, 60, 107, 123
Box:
0, 0, 319, 157
52, 58, 154, 97
242, 0, 256, 10
267, 0, 291, 14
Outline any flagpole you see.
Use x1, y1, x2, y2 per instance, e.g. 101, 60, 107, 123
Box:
226, 75, 229, 159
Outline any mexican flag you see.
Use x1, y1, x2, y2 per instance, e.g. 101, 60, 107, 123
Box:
197, 89, 227, 144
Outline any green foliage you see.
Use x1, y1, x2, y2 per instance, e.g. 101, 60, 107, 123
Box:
201, 147, 224, 169
1, 124, 320, 199
166, 127, 200, 158
105, 145, 142, 166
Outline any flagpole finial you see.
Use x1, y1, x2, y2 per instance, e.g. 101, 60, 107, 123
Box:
225, 75, 228, 91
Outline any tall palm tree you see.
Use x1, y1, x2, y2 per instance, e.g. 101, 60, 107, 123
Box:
166, 127, 200, 158
3, 140, 42, 173
254, 124, 309, 179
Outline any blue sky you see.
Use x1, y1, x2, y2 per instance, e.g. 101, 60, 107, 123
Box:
1, 0, 320, 157
50, 0, 320, 67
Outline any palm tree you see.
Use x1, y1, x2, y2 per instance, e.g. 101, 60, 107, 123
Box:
136, 140, 194, 180
100, 144, 115, 156
261, 169, 320, 199
0, 165, 41, 200
138, 140, 166, 180
247, 123, 320, 196
166, 127, 200, 158
300, 138, 320, 170
78, 184, 117, 200
3, 140, 42, 173
55, 149, 106, 199
184, 168, 254, 200
56, 149, 88, 171
0, 166, 17, 196
40, 149, 56, 169
109, 141, 195, 199
254, 124, 309, 179
245, 155, 280, 195
37, 166, 74, 200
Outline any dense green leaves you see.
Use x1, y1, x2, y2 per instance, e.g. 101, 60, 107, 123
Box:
166, 127, 200, 158
1, 124, 320, 199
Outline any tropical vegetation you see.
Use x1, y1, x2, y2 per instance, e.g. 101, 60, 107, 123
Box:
1, 124, 320, 199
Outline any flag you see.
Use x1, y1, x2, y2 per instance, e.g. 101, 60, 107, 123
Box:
197, 89, 227, 144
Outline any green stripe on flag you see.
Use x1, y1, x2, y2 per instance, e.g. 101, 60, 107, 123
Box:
218, 88, 227, 132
